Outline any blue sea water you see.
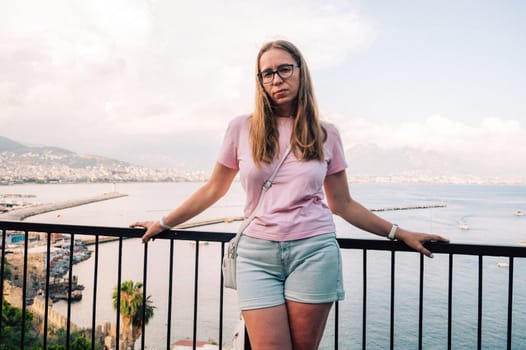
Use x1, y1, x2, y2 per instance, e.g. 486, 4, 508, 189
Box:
4, 182, 526, 349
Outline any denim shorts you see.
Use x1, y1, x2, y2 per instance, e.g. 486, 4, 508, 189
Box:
236, 233, 345, 310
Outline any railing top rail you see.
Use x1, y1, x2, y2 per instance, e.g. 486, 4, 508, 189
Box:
2, 220, 526, 258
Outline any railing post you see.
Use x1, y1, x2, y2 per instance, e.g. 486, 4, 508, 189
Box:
91, 235, 100, 350
0, 229, 6, 340
507, 257, 514, 350
389, 250, 395, 350
244, 326, 252, 350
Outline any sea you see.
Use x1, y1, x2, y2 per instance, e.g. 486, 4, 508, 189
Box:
4, 182, 526, 349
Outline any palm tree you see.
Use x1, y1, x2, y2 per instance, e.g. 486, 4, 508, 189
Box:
112, 281, 155, 350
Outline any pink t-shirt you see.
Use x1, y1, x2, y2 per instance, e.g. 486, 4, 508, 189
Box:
217, 114, 347, 241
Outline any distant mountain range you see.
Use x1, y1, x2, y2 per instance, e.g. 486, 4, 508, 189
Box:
0, 135, 129, 169
0, 135, 199, 183
344, 143, 524, 183
1, 135, 522, 184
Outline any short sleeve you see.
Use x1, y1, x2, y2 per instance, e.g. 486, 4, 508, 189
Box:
325, 123, 347, 175
217, 116, 243, 169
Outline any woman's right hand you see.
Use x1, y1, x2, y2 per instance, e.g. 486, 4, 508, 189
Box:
129, 220, 164, 243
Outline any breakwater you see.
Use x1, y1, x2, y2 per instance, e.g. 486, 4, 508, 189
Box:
369, 201, 446, 212
0, 192, 127, 221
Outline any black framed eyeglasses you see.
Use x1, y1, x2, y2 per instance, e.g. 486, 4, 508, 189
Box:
258, 64, 299, 84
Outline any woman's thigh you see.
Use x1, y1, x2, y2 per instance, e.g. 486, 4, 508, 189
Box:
242, 304, 293, 350
286, 300, 333, 350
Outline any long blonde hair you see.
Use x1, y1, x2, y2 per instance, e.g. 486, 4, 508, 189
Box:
250, 40, 325, 167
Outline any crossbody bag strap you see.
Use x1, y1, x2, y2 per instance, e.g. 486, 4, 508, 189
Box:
228, 144, 292, 256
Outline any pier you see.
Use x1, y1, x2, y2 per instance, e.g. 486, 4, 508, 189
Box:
369, 202, 447, 212
0, 192, 128, 221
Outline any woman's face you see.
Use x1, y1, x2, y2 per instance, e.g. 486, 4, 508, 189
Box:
259, 48, 300, 113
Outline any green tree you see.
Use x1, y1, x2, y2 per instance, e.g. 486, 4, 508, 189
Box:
0, 301, 39, 350
112, 280, 155, 350
2, 257, 12, 279
49, 329, 91, 350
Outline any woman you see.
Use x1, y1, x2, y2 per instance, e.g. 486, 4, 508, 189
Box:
131, 40, 449, 350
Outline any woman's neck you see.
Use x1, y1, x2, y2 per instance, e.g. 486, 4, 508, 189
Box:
274, 105, 295, 118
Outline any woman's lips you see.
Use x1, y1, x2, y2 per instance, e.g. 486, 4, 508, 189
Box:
274, 89, 288, 98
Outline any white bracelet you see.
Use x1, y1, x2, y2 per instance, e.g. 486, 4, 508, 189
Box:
159, 216, 172, 230
387, 224, 398, 240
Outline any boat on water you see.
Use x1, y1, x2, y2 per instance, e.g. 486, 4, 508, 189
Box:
514, 209, 524, 216
497, 262, 510, 268
458, 222, 470, 230
51, 290, 82, 302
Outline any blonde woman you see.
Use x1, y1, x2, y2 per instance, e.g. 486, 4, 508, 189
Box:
132, 40, 448, 350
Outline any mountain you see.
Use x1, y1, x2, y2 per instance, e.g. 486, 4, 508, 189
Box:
0, 135, 127, 168
0, 136, 28, 153
344, 143, 524, 183
0, 135, 200, 183
345, 144, 454, 177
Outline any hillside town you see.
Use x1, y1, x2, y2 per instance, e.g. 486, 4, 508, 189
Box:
1, 135, 524, 186
0, 149, 208, 185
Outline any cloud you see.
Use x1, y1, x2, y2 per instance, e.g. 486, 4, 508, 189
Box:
0, 0, 374, 155
327, 113, 526, 177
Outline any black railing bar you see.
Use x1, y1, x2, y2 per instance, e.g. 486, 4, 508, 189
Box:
141, 240, 149, 350
43, 231, 52, 349
192, 241, 200, 350
116, 237, 123, 350
3, 221, 526, 258
0, 221, 142, 237
447, 254, 453, 350
390, 251, 395, 350
66, 233, 75, 349
244, 327, 252, 350
0, 229, 6, 338
337, 239, 526, 258
91, 235, 100, 350
418, 253, 424, 350
477, 255, 483, 350
218, 242, 225, 350
21, 229, 29, 349
166, 238, 175, 350
507, 257, 514, 350
0, 220, 235, 242
362, 249, 367, 350
334, 300, 339, 350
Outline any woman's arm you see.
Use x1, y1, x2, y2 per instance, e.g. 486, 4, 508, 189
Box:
131, 162, 239, 243
324, 170, 448, 257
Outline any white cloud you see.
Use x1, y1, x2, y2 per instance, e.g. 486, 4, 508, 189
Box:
4, 0, 522, 178
0, 0, 374, 156
328, 113, 526, 171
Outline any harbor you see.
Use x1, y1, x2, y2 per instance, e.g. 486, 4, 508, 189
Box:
1, 191, 127, 310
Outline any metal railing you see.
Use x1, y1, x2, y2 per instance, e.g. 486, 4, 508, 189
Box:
1, 220, 526, 349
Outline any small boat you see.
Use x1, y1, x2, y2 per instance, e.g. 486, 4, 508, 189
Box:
458, 222, 469, 230
497, 262, 510, 268
514, 209, 524, 216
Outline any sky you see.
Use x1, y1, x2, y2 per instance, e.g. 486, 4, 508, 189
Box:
1, 0, 525, 179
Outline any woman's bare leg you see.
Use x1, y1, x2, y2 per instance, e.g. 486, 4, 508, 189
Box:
286, 301, 333, 350
242, 304, 293, 350
242, 301, 332, 350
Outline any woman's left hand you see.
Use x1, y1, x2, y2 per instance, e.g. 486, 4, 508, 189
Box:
130, 220, 164, 243
395, 229, 449, 258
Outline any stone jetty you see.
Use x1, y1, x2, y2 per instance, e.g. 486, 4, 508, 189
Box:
369, 202, 447, 212
0, 192, 127, 221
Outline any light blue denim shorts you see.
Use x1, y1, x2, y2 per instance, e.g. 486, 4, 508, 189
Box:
236, 232, 345, 310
